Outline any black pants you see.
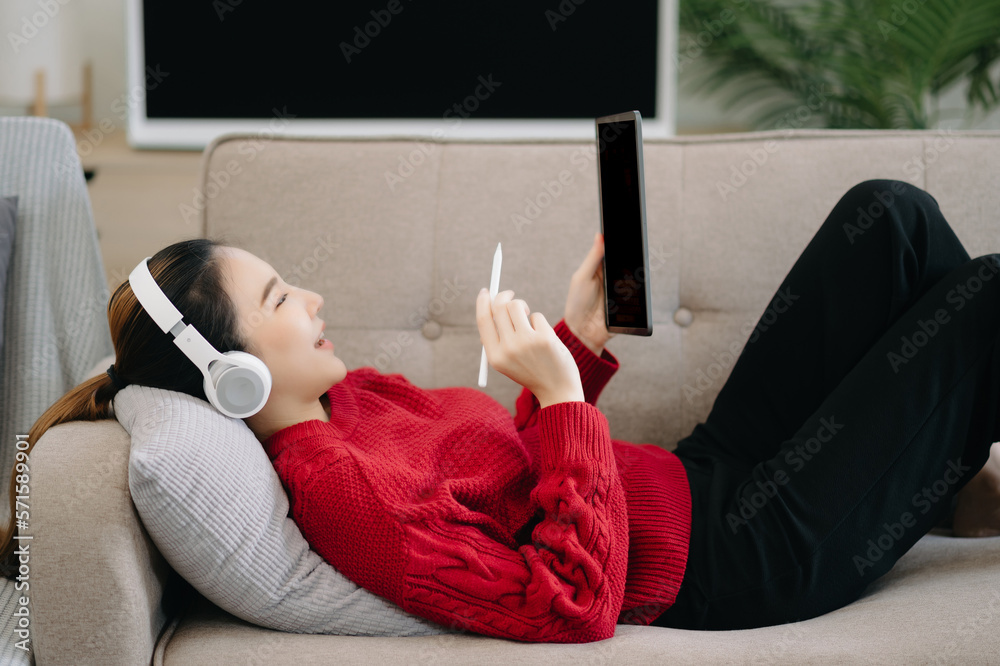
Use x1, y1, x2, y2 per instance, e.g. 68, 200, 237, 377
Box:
651, 179, 1000, 631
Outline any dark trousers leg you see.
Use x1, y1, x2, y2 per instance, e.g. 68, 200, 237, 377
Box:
654, 179, 1000, 630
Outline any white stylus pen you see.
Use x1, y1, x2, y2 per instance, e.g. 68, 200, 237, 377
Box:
478, 242, 502, 387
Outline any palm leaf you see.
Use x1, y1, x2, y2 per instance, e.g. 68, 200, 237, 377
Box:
678, 0, 1000, 129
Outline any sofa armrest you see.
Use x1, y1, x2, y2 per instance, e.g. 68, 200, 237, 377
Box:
29, 418, 173, 665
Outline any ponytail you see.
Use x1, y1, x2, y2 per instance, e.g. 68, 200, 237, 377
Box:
0, 236, 247, 570
0, 370, 121, 566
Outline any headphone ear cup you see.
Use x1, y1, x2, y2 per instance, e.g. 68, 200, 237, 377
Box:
203, 352, 273, 418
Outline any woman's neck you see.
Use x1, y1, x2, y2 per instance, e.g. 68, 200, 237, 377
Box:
249, 392, 332, 443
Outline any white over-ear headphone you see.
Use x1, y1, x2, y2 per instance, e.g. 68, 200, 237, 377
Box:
128, 257, 272, 418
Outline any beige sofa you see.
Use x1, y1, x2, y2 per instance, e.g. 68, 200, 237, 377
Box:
31, 129, 1000, 664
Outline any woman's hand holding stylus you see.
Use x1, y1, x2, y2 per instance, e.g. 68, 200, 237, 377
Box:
564, 232, 615, 357
476, 289, 584, 408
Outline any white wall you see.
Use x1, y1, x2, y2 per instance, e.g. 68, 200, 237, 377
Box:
0, 0, 126, 125
1, 0, 86, 100
934, 66, 1000, 130
82, 0, 127, 128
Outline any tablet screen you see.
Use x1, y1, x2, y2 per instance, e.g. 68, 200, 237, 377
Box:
597, 114, 651, 335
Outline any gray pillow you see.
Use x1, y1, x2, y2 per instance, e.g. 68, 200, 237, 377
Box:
0, 196, 16, 358
113, 383, 446, 636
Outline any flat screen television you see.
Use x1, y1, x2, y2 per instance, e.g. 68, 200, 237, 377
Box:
126, 0, 676, 149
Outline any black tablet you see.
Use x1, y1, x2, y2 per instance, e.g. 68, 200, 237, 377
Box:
595, 110, 652, 336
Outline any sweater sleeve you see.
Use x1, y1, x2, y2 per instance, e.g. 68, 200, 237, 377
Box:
403, 401, 629, 642
513, 318, 620, 432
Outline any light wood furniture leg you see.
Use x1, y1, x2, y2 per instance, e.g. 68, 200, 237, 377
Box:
31, 70, 46, 117
80, 62, 92, 131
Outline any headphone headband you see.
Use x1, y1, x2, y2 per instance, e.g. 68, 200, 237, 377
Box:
129, 258, 224, 378
128, 257, 187, 336
127, 256, 272, 418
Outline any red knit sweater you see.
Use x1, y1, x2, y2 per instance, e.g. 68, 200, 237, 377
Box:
264, 320, 692, 643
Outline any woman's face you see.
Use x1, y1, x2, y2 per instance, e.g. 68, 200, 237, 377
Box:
218, 246, 347, 406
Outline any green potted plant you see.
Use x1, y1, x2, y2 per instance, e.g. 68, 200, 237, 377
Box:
677, 0, 1000, 129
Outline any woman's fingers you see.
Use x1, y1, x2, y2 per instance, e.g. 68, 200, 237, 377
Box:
480, 287, 541, 346
476, 288, 499, 348
575, 232, 605, 279
506, 297, 532, 332
480, 288, 538, 353
476, 286, 582, 403
529, 310, 550, 334
491, 290, 517, 341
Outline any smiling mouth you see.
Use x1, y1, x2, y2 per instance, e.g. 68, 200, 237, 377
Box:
316, 331, 332, 349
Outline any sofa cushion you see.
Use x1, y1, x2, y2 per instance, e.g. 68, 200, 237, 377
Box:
113, 384, 447, 636
159, 532, 1000, 664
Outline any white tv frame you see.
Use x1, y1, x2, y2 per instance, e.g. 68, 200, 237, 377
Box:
126, 0, 677, 149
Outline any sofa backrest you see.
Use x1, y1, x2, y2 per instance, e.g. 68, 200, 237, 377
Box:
199, 129, 1000, 449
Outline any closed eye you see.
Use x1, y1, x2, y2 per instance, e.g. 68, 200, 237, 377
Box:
276, 293, 287, 307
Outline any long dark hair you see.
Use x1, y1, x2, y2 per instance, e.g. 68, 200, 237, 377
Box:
0, 237, 252, 564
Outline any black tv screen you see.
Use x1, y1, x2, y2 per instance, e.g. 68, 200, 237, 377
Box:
131, 0, 669, 147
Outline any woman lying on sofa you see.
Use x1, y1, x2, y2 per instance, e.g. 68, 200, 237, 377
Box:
5, 179, 1000, 643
